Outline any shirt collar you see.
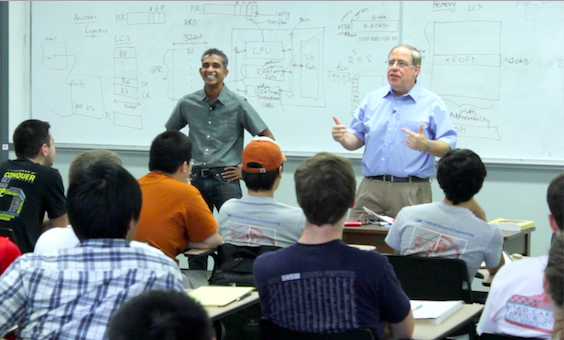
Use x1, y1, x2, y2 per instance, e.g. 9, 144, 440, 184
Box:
78, 238, 132, 248
200, 84, 229, 105
384, 80, 420, 103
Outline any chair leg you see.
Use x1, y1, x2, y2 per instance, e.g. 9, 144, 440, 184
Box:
213, 320, 226, 340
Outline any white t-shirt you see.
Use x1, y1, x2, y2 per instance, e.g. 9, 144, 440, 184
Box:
34, 225, 166, 257
385, 201, 503, 281
477, 256, 553, 338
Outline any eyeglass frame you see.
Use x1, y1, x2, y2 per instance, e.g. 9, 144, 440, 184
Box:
385, 59, 414, 69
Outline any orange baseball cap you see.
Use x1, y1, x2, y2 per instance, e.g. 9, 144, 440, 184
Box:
242, 137, 286, 173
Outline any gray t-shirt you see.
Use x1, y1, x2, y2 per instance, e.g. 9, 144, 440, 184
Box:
385, 201, 503, 281
218, 195, 306, 247
165, 85, 268, 167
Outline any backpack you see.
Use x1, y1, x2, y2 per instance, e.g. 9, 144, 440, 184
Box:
209, 244, 281, 287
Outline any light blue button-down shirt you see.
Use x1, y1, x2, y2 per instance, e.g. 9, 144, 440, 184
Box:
349, 82, 457, 178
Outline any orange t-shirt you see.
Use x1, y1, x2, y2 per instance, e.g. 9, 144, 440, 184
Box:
135, 172, 218, 262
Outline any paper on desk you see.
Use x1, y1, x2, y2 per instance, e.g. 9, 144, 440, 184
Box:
188, 286, 254, 307
363, 206, 394, 224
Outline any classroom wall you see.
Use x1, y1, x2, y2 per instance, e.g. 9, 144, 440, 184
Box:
12, 148, 559, 258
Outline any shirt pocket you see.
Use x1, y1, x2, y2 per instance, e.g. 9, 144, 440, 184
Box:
215, 114, 239, 143
400, 119, 427, 137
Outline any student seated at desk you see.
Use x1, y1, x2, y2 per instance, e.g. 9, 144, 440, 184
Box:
477, 173, 563, 338
254, 153, 414, 340
134, 131, 223, 287
545, 233, 563, 339
218, 137, 306, 247
385, 149, 505, 282
34, 150, 166, 258
0, 161, 183, 340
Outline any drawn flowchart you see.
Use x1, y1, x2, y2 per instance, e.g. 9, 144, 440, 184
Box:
29, 1, 564, 163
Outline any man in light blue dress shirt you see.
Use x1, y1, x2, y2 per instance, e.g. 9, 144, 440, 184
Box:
332, 44, 457, 220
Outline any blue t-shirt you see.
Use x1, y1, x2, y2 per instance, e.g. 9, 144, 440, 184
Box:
254, 239, 411, 338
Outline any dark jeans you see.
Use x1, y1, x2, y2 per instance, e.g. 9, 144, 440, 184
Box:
189, 175, 242, 270
191, 174, 242, 213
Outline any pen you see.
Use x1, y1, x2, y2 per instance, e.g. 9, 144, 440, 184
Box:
412, 304, 423, 311
235, 291, 253, 302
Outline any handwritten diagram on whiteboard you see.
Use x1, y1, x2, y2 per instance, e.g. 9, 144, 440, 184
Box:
30, 1, 564, 164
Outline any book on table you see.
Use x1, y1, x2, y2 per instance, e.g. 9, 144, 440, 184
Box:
187, 286, 254, 307
411, 300, 464, 325
489, 218, 535, 231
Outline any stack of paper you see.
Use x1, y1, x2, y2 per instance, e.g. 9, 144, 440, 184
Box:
411, 300, 464, 324
187, 286, 254, 307
489, 218, 535, 232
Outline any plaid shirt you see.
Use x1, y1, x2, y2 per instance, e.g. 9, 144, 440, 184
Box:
0, 238, 184, 340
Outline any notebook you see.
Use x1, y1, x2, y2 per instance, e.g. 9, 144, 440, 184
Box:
187, 286, 254, 307
411, 300, 464, 324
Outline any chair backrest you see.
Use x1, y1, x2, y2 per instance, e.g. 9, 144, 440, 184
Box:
479, 333, 545, 340
385, 254, 472, 303
260, 319, 375, 340
0, 227, 20, 249
209, 243, 281, 287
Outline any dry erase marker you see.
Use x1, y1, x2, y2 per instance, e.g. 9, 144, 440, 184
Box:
344, 221, 362, 227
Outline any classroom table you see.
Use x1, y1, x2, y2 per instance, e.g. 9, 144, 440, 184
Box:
412, 304, 484, 340
343, 225, 536, 256
190, 290, 261, 322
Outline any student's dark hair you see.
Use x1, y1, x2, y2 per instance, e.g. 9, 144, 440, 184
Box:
547, 173, 564, 231
13, 119, 51, 158
437, 149, 486, 205
242, 164, 283, 191
69, 150, 122, 184
546, 233, 564, 308
294, 153, 356, 226
106, 289, 212, 340
202, 48, 228, 69
149, 131, 192, 174
68, 161, 142, 241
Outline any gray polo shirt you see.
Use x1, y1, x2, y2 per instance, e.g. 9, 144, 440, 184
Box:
166, 85, 268, 167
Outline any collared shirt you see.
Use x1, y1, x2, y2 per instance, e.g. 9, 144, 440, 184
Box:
165, 85, 268, 167
349, 82, 457, 178
0, 238, 183, 340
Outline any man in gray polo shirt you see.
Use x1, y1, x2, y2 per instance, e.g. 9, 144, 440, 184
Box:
166, 48, 274, 213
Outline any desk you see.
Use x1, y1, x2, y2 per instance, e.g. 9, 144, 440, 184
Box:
413, 304, 484, 340
343, 226, 536, 256
199, 291, 260, 322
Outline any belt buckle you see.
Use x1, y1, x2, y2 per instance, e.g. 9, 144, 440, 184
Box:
200, 168, 211, 177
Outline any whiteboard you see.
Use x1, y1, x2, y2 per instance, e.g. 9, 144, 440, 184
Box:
30, 1, 564, 165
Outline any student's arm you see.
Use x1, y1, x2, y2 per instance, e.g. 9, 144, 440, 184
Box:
41, 214, 69, 233
187, 232, 223, 249
389, 310, 415, 340
332, 116, 364, 151
467, 198, 487, 222
487, 251, 505, 276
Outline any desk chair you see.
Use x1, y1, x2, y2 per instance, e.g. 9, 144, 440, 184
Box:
385, 255, 475, 339
385, 254, 472, 303
479, 334, 544, 340
260, 319, 375, 340
0, 227, 20, 250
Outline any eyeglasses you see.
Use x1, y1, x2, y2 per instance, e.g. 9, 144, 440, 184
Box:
386, 60, 413, 69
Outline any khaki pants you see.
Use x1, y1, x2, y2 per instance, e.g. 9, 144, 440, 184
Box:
350, 177, 432, 220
